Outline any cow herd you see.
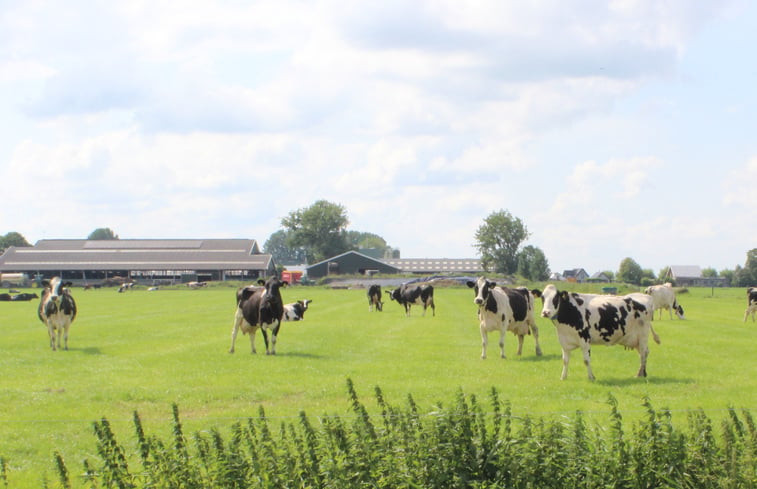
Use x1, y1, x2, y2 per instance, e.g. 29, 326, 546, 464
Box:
7, 276, 756, 380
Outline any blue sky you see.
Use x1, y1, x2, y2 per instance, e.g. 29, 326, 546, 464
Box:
1, 1, 754, 275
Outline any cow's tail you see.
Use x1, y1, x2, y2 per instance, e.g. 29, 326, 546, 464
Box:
650, 324, 661, 344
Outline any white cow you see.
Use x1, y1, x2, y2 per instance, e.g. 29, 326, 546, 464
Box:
540, 284, 659, 380
745, 287, 757, 322
644, 283, 685, 319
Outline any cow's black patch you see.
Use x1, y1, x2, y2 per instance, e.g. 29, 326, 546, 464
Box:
506, 289, 528, 322
595, 304, 628, 342
555, 292, 587, 339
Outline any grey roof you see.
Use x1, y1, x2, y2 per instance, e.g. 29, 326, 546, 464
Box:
668, 265, 702, 279
384, 258, 483, 273
307, 250, 395, 269
0, 239, 272, 272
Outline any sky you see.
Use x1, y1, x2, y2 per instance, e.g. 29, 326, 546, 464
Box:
1, 1, 755, 275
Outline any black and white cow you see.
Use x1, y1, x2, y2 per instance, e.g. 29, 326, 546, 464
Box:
0, 293, 10, 301
367, 284, 383, 312
643, 283, 685, 319
37, 277, 77, 351
745, 287, 757, 322
540, 284, 659, 380
386, 284, 435, 316
466, 277, 542, 359
12, 292, 39, 301
283, 299, 312, 321
229, 276, 288, 355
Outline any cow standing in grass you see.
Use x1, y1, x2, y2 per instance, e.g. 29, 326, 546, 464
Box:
467, 277, 542, 359
540, 284, 658, 380
367, 284, 383, 312
745, 287, 757, 322
38, 277, 77, 351
229, 276, 288, 355
386, 284, 435, 317
644, 283, 685, 319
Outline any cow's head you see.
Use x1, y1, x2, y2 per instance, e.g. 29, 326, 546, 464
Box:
261, 276, 288, 305
539, 284, 563, 319
41, 277, 72, 302
386, 288, 400, 302
466, 276, 495, 306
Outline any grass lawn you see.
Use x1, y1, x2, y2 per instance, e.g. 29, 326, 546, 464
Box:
0, 282, 755, 486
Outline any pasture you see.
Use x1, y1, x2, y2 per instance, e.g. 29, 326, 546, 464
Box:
0, 283, 755, 485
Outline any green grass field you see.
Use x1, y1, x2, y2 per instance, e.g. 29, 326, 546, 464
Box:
1, 283, 755, 486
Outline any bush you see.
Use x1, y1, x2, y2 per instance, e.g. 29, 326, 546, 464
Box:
25, 381, 757, 488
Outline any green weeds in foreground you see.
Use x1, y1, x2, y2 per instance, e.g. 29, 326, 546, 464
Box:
33, 381, 757, 488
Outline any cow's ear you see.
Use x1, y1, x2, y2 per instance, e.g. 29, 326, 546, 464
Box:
281, 281, 289, 287
531, 289, 542, 298
64, 282, 73, 287
41, 280, 50, 288
466, 281, 475, 288
257, 279, 265, 286
560, 290, 570, 301
489, 281, 496, 287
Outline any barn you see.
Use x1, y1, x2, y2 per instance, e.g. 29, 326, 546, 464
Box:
0, 239, 276, 285
305, 251, 401, 279
663, 265, 727, 287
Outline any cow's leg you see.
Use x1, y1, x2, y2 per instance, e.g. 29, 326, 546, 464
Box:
480, 324, 488, 359
636, 337, 649, 378
269, 323, 280, 355
261, 328, 271, 355
56, 323, 63, 350
248, 328, 257, 354
515, 334, 524, 356
429, 299, 435, 317
560, 348, 570, 380
62, 322, 70, 350
47, 321, 56, 351
405, 304, 411, 317
229, 312, 241, 353
498, 328, 506, 359
531, 322, 543, 356
581, 343, 595, 381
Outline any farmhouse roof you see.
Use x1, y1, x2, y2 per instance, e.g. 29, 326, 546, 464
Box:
0, 238, 272, 272
668, 265, 702, 279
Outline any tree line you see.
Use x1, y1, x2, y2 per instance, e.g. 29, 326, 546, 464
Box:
1, 212, 755, 286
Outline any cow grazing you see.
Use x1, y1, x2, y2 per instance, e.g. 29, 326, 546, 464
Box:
367, 284, 383, 312
117, 282, 135, 293
11, 292, 39, 301
386, 284, 435, 317
466, 277, 542, 359
38, 277, 77, 351
0, 293, 10, 301
644, 283, 685, 319
283, 299, 312, 321
229, 276, 288, 354
745, 287, 757, 322
540, 284, 659, 380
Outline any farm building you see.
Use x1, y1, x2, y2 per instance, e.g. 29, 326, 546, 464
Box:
305, 252, 485, 279
563, 268, 589, 283
383, 257, 484, 275
0, 239, 276, 285
305, 251, 401, 279
663, 265, 727, 287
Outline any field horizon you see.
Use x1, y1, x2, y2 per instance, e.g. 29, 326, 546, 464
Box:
1, 282, 755, 486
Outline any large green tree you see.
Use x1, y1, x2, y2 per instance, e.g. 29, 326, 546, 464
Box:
517, 245, 550, 281
473, 210, 531, 274
735, 248, 757, 286
88, 228, 119, 240
0, 231, 31, 254
264, 230, 308, 265
281, 200, 350, 263
617, 257, 643, 285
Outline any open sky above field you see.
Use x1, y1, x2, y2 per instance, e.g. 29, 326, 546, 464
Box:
1, 1, 755, 275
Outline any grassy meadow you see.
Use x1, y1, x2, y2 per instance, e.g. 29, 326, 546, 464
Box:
0, 282, 755, 485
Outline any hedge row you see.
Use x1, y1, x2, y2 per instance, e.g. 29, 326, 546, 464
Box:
20, 379, 757, 488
